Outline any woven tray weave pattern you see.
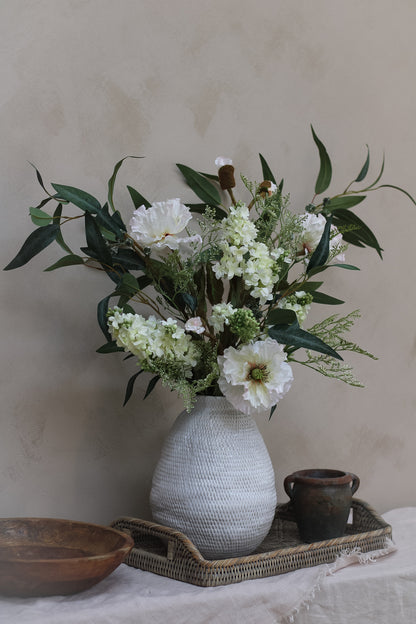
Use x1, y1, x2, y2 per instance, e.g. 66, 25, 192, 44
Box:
111, 498, 392, 587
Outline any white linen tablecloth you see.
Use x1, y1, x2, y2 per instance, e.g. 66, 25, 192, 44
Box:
0, 507, 414, 624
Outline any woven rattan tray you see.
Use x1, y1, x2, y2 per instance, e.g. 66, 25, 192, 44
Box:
111, 498, 392, 587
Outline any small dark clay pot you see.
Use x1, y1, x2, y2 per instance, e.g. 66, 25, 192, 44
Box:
284, 468, 360, 543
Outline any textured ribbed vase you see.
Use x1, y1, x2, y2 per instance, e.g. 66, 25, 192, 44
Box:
150, 396, 277, 560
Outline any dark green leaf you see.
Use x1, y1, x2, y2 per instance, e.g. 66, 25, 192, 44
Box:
326, 195, 366, 211
266, 308, 297, 326
29, 162, 52, 196
4, 224, 59, 270
85, 213, 113, 265
97, 295, 112, 340
187, 203, 227, 220
332, 209, 383, 257
268, 320, 342, 360
199, 171, 219, 181
278, 178, 284, 192
355, 145, 370, 182
311, 125, 332, 194
177, 292, 197, 313
306, 216, 332, 273
312, 291, 345, 305
177, 163, 221, 206
307, 262, 360, 277
30, 207, 52, 226
144, 375, 160, 399
108, 156, 143, 213
44, 254, 84, 272
259, 154, 277, 184
269, 405, 277, 420
51, 183, 101, 213
112, 249, 146, 271
127, 185, 151, 209
376, 184, 416, 206
123, 370, 144, 406
96, 341, 124, 354
95, 203, 125, 239
331, 263, 360, 270
299, 281, 324, 292
194, 267, 207, 317
114, 272, 141, 298
363, 153, 385, 190
52, 203, 73, 255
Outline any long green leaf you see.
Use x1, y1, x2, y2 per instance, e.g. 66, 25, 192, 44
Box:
311, 125, 332, 194
299, 281, 324, 292
268, 320, 342, 360
127, 185, 151, 209
123, 370, 144, 406
53, 203, 73, 255
44, 254, 84, 272
259, 154, 277, 184
96, 341, 124, 354
312, 291, 345, 305
363, 153, 385, 190
332, 209, 383, 257
306, 216, 332, 273
51, 183, 101, 214
327, 195, 366, 211
97, 295, 112, 340
376, 184, 416, 206
112, 249, 145, 272
355, 145, 370, 182
266, 309, 297, 326
30, 207, 52, 226
177, 164, 221, 206
4, 224, 59, 270
144, 375, 160, 399
84, 213, 113, 265
107, 156, 143, 213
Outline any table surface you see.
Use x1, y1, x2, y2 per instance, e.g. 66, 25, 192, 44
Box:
0, 507, 415, 624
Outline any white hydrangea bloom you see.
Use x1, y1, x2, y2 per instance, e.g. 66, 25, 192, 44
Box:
297, 213, 345, 262
218, 338, 293, 415
209, 303, 236, 333
129, 198, 201, 251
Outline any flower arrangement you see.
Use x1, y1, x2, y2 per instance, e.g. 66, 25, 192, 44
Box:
5, 127, 415, 415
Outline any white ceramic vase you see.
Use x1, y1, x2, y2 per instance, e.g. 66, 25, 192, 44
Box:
150, 396, 277, 559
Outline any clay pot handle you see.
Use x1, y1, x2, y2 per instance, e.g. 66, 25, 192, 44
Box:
348, 472, 360, 495
284, 474, 295, 500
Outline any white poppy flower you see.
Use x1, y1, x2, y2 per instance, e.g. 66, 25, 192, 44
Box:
297, 213, 345, 262
129, 198, 201, 250
218, 338, 293, 415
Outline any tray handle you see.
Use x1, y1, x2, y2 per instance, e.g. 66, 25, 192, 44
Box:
117, 525, 177, 561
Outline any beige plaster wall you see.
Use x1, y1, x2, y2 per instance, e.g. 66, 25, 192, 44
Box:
1, 0, 415, 524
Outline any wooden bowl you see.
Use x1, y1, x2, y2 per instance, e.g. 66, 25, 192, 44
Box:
0, 517, 134, 597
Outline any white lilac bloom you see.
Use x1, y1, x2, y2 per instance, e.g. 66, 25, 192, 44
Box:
218, 338, 293, 415
184, 317, 205, 334
129, 198, 201, 251
297, 213, 345, 262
